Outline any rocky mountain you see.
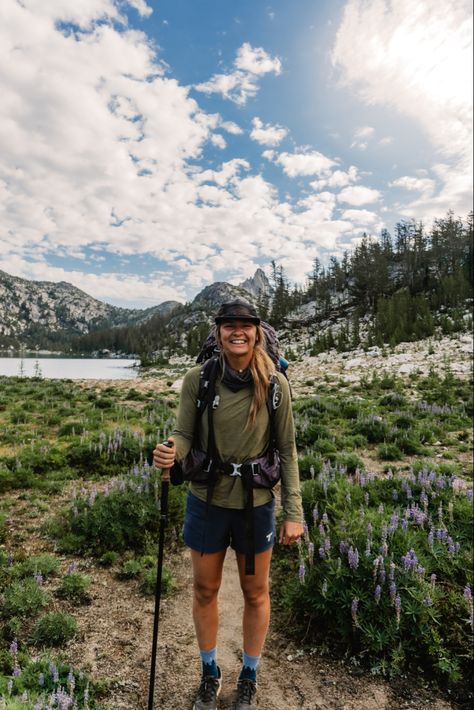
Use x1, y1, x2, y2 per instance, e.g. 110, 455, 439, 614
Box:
0, 269, 181, 349
238, 268, 272, 299
0, 268, 266, 351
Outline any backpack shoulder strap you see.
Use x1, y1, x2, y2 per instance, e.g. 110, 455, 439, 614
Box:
193, 357, 221, 448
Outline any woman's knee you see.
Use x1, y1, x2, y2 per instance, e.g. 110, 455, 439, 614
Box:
241, 582, 269, 607
193, 578, 220, 606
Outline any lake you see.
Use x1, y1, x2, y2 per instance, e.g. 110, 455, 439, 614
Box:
0, 357, 139, 380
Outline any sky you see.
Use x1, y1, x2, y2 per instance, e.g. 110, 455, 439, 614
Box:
0, 0, 472, 309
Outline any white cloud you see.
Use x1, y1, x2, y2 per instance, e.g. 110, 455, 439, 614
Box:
250, 117, 288, 146
332, 0, 473, 218
220, 120, 243, 135
390, 175, 436, 195
351, 125, 374, 149
273, 150, 337, 177
337, 186, 381, 205
341, 208, 379, 223
210, 133, 227, 149
195, 42, 281, 105
310, 166, 359, 190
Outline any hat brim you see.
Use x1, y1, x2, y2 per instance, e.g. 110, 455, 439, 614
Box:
215, 315, 260, 325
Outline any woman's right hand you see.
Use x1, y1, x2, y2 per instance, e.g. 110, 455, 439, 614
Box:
152, 437, 176, 470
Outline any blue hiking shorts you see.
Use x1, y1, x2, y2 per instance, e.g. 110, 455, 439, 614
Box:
183, 491, 276, 555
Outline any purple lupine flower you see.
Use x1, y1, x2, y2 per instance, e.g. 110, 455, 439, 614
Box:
67, 562, 78, 575
9, 639, 18, 656
379, 568, 386, 585
365, 537, 372, 557
67, 670, 75, 693
395, 594, 402, 626
351, 598, 359, 625
322, 512, 329, 525
318, 546, 325, 559
401, 519, 408, 532
34, 572, 44, 585
298, 563, 306, 584
318, 523, 325, 536
312, 504, 319, 523
50, 662, 60, 684
339, 540, 349, 555
34, 703, 43, 710
367, 522, 373, 537
374, 585, 382, 604
322, 579, 328, 596
464, 585, 472, 602
7, 678, 13, 695
13, 663, 21, 677
364, 492, 369, 506
427, 528, 434, 548
430, 573, 436, 590
389, 582, 397, 602
324, 537, 331, 554
347, 546, 359, 570
423, 596, 433, 606
392, 489, 399, 501
308, 542, 314, 565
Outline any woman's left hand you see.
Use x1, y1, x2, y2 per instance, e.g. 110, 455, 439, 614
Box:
279, 520, 304, 545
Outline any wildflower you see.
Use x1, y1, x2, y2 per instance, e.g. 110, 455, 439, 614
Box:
392, 489, 398, 501
67, 670, 75, 693
323, 537, 331, 554
423, 596, 433, 606
318, 546, 325, 559
322, 512, 329, 525
367, 522, 373, 537
13, 662, 21, 677
378, 503, 384, 514
351, 598, 359, 626
347, 546, 359, 570
303, 521, 310, 542
39, 672, 45, 687
339, 540, 349, 555
7, 679, 13, 695
395, 594, 402, 627
34, 571, 44, 585
318, 523, 325, 536
298, 563, 305, 584
464, 584, 472, 602
322, 579, 328, 596
389, 582, 397, 602
374, 585, 382, 604
67, 562, 78, 575
310, 465, 315, 479
312, 504, 319, 523
430, 573, 436, 591
427, 528, 434, 549
379, 568, 386, 585
308, 542, 315, 565
401, 519, 408, 532
9, 639, 18, 656
364, 492, 369, 506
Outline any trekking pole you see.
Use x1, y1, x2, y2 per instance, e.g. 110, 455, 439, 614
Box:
148, 440, 172, 710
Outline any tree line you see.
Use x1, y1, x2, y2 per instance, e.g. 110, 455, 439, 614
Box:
70, 211, 472, 359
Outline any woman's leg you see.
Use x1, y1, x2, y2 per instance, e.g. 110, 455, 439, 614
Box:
235, 547, 273, 656
190, 548, 227, 651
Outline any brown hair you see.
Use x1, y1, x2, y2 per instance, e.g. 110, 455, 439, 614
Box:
217, 323, 276, 428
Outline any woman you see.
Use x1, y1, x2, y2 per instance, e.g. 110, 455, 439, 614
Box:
153, 300, 304, 710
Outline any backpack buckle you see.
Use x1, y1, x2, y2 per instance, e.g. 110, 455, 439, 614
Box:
229, 463, 242, 477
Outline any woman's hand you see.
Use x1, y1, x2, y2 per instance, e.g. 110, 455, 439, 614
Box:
279, 520, 304, 545
152, 437, 176, 473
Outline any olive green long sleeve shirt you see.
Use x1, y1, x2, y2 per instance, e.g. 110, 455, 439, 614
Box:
172, 365, 303, 522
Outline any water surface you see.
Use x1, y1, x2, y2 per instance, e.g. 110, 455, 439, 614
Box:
0, 357, 139, 380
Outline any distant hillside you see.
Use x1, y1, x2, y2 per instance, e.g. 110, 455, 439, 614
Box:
0, 270, 181, 350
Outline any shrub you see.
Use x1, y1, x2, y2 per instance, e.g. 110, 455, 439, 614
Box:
139, 566, 175, 596
2, 579, 50, 619
31, 612, 78, 647
15, 555, 60, 580
354, 415, 389, 443
118, 559, 143, 579
273, 464, 473, 699
57, 421, 86, 437
0, 513, 6, 544
56, 572, 91, 603
378, 443, 403, 461
98, 551, 120, 567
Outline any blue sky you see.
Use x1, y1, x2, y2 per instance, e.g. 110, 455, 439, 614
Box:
1, 0, 472, 308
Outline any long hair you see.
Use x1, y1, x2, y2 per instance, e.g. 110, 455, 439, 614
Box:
217, 323, 276, 428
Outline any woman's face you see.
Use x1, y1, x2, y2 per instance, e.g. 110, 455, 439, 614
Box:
218, 320, 258, 364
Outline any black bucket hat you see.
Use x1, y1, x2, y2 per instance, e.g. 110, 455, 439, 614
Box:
214, 299, 261, 325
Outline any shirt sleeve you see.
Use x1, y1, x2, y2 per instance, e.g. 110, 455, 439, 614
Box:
274, 374, 303, 523
171, 366, 200, 462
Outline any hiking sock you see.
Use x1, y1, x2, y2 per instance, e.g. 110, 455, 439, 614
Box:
238, 651, 260, 682
200, 647, 219, 678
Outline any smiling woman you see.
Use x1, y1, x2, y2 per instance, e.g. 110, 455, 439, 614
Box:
152, 299, 304, 709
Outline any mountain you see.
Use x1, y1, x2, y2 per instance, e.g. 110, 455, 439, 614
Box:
0, 269, 181, 350
238, 268, 272, 299
0, 268, 266, 351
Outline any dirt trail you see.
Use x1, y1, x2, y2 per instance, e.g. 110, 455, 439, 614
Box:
136, 552, 452, 710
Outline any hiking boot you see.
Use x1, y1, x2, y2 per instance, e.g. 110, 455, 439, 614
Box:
234, 678, 257, 709
193, 668, 222, 710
